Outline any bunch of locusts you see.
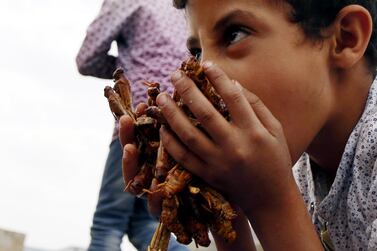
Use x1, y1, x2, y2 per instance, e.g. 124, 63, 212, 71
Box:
104, 57, 237, 251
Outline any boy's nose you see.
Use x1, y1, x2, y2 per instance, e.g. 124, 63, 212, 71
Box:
200, 54, 224, 71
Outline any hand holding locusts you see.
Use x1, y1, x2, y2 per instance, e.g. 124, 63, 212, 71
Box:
119, 114, 256, 251
155, 61, 295, 215
106, 60, 249, 250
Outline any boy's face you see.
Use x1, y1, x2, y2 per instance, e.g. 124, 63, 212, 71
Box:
186, 0, 334, 161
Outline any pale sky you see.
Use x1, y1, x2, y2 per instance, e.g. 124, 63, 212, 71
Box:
0, 0, 136, 249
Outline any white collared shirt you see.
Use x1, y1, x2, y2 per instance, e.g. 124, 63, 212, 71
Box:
293, 80, 377, 250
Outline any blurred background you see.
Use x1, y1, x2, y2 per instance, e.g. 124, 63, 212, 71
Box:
0, 0, 135, 250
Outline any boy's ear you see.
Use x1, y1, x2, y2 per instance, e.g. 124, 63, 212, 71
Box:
329, 5, 372, 69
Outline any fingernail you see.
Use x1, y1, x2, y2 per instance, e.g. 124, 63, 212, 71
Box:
119, 115, 126, 124
202, 61, 213, 70
233, 80, 243, 91
123, 144, 131, 156
171, 71, 183, 82
157, 93, 168, 106
160, 125, 167, 135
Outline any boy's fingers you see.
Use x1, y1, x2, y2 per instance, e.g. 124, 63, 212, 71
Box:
168, 72, 230, 142
148, 178, 163, 216
239, 85, 282, 134
160, 126, 210, 180
119, 115, 135, 146
156, 93, 216, 156
122, 143, 140, 185
202, 62, 260, 129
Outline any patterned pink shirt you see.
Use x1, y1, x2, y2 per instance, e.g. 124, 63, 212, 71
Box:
76, 0, 188, 139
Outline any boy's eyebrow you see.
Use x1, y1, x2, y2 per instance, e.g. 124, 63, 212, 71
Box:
213, 9, 256, 32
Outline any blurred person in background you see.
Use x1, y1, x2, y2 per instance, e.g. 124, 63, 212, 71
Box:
76, 0, 189, 250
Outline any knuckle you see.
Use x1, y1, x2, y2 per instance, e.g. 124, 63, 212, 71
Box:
209, 68, 226, 83
162, 129, 173, 145
162, 104, 177, 122
175, 149, 190, 164
180, 128, 198, 146
176, 78, 193, 97
196, 110, 214, 124
248, 94, 262, 107
227, 89, 244, 104
272, 120, 283, 132
231, 147, 248, 165
162, 132, 191, 164
249, 128, 266, 145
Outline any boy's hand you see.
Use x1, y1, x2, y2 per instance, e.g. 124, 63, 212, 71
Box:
156, 62, 295, 215
119, 102, 163, 216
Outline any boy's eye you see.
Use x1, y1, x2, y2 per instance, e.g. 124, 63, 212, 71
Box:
224, 25, 250, 45
188, 48, 202, 60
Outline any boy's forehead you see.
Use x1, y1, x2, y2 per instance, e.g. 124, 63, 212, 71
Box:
186, 0, 250, 27
185, 0, 285, 12
185, 0, 286, 35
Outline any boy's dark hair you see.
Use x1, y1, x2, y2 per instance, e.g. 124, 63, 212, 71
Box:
173, 0, 377, 75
